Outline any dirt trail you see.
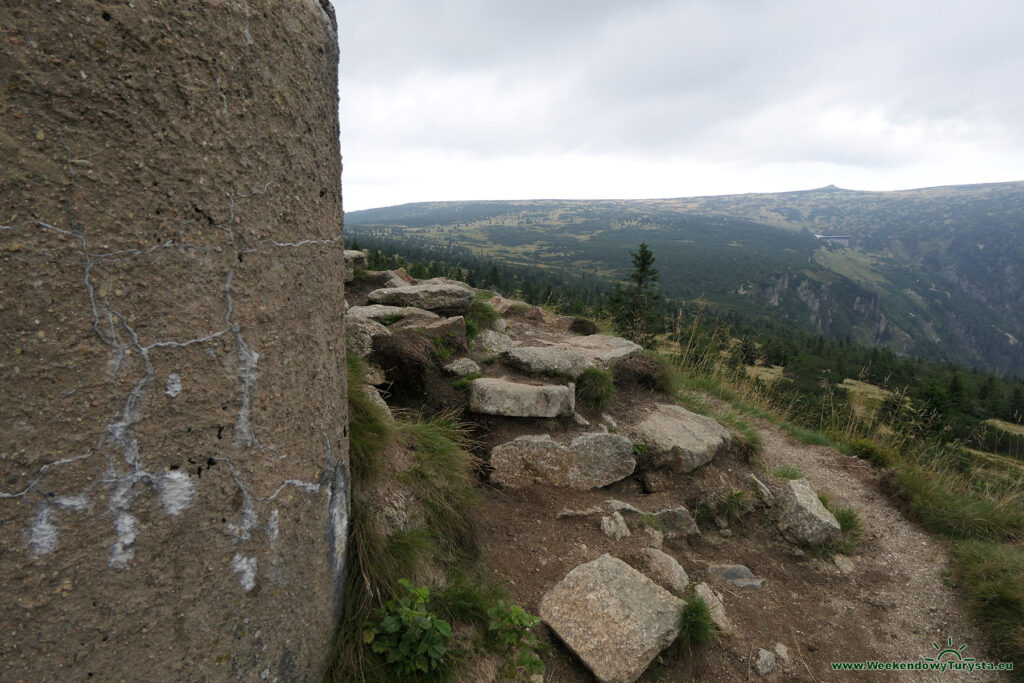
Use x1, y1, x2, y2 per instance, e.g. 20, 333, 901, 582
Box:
477, 415, 1002, 682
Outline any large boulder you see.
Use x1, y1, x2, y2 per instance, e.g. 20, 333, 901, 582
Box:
343, 249, 368, 282
631, 404, 731, 473
367, 283, 475, 315
557, 334, 643, 366
501, 346, 593, 378
346, 304, 439, 324
489, 433, 635, 489
469, 378, 574, 418
777, 478, 841, 546
539, 554, 683, 683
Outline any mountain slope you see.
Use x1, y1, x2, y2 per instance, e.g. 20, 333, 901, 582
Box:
346, 182, 1024, 374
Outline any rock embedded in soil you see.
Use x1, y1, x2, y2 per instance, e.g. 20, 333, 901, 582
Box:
694, 582, 734, 632
367, 283, 475, 315
630, 404, 731, 473
444, 357, 480, 376
539, 554, 683, 683
708, 564, 765, 590
601, 511, 631, 539
777, 478, 841, 547
754, 648, 777, 676
489, 432, 635, 489
655, 506, 700, 539
637, 548, 689, 595
501, 346, 593, 378
468, 378, 575, 418
396, 315, 468, 352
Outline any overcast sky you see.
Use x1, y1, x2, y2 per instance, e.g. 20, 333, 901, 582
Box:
331, 0, 1024, 211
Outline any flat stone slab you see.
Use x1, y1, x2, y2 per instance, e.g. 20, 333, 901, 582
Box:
777, 478, 841, 547
346, 304, 439, 324
556, 334, 643, 366
367, 283, 475, 314
631, 404, 731, 473
489, 432, 635, 489
540, 554, 683, 683
469, 378, 574, 418
708, 564, 765, 590
502, 346, 593, 378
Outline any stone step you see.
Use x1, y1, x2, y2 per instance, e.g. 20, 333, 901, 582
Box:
468, 377, 574, 418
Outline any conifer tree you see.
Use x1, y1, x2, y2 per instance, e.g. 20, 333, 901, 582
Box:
611, 243, 660, 348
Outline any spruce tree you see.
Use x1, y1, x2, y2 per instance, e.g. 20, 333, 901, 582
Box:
611, 242, 660, 348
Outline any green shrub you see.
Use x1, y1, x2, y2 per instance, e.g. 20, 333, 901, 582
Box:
716, 488, 752, 524
486, 601, 546, 679
773, 465, 804, 480
466, 300, 500, 340
676, 596, 716, 650
842, 439, 896, 468
346, 354, 394, 482
363, 579, 453, 678
816, 493, 863, 556
576, 367, 616, 411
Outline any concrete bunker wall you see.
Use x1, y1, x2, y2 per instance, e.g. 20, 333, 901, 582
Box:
0, 1, 348, 679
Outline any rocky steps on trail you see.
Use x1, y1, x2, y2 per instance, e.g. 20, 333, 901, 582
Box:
343, 259, 1000, 682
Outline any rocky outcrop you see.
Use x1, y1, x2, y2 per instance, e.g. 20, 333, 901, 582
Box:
539, 554, 683, 683
0, 2, 346, 680
469, 378, 575, 418
501, 346, 593, 377
368, 283, 475, 315
631, 404, 731, 473
489, 432, 635, 489
777, 479, 841, 546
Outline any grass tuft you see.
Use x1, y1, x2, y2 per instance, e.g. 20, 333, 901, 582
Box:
773, 465, 804, 480
676, 597, 717, 650
575, 367, 616, 411
950, 540, 1024, 670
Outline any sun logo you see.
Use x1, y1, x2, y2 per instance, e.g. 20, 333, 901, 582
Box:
925, 636, 975, 663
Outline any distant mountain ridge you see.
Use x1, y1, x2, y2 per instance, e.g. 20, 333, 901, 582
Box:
346, 181, 1024, 375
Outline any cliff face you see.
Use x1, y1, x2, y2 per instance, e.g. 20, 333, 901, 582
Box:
0, 2, 347, 679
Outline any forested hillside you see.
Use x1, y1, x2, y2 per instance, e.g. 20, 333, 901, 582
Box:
346, 181, 1024, 375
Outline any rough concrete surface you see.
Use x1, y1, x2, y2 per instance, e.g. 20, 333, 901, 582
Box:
0, 2, 347, 680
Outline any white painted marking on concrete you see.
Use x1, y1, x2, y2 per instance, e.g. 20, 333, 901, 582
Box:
28, 507, 58, 554
165, 373, 182, 398
109, 513, 137, 569
158, 471, 196, 515
231, 554, 257, 591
